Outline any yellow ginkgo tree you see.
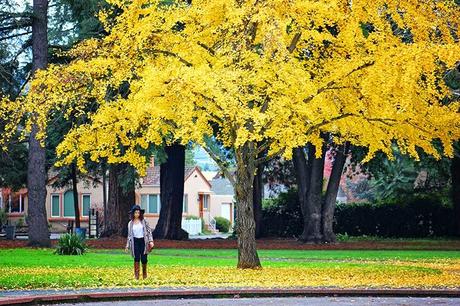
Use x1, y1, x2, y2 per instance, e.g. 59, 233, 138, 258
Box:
2, 0, 460, 269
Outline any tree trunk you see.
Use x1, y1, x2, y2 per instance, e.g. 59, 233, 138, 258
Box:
100, 163, 135, 237
293, 146, 312, 241
71, 163, 81, 229
153, 143, 189, 240
301, 143, 326, 243
452, 143, 460, 236
27, 0, 50, 247
102, 162, 107, 231
321, 142, 349, 243
235, 142, 261, 269
253, 162, 264, 238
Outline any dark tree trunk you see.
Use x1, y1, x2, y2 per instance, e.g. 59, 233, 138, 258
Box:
153, 143, 189, 240
71, 163, 81, 229
100, 163, 135, 238
27, 0, 50, 247
452, 143, 460, 236
235, 142, 261, 269
301, 143, 326, 243
253, 162, 264, 238
102, 162, 107, 230
321, 142, 349, 243
292, 146, 312, 241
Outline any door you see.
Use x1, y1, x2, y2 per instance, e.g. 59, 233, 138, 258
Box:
221, 203, 232, 222
199, 194, 204, 218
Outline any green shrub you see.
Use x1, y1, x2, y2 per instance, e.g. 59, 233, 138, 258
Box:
214, 217, 231, 233
261, 188, 303, 237
186, 215, 200, 220
261, 188, 456, 238
334, 196, 455, 238
55, 233, 88, 255
16, 217, 25, 228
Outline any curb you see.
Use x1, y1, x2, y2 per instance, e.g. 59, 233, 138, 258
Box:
1, 288, 459, 305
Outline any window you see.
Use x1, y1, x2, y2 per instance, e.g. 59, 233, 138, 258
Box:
140, 194, 161, 214
82, 195, 91, 217
63, 190, 75, 217
140, 194, 148, 211
183, 194, 188, 213
51, 194, 60, 217
9, 193, 25, 213
203, 194, 209, 210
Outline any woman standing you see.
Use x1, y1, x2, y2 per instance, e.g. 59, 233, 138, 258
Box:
125, 205, 155, 279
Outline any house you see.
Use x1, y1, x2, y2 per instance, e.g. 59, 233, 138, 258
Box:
137, 163, 234, 229
1, 160, 235, 233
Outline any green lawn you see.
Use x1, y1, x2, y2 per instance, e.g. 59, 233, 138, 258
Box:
0, 248, 459, 290
2, 248, 459, 268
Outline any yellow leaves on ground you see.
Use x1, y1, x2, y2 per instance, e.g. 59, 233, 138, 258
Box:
1, 259, 459, 290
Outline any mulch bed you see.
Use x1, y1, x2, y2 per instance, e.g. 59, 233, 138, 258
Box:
1, 237, 460, 250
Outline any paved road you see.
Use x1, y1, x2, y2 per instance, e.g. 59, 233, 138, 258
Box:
51, 297, 460, 306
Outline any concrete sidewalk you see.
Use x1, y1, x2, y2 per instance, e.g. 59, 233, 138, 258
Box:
1, 288, 459, 305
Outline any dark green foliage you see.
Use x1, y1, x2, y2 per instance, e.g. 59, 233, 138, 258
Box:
334, 194, 455, 238
262, 189, 456, 238
214, 216, 231, 233
55, 233, 88, 255
261, 189, 303, 237
0, 143, 27, 190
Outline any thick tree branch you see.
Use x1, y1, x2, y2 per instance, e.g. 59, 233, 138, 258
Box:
202, 144, 236, 186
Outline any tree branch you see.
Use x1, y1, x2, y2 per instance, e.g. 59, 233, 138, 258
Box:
0, 20, 32, 32
255, 147, 285, 165
304, 61, 375, 103
197, 42, 215, 56
287, 32, 301, 53
201, 144, 236, 186
0, 30, 32, 41
151, 50, 192, 67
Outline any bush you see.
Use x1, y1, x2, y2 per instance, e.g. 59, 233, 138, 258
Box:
185, 215, 200, 220
261, 189, 303, 237
214, 217, 231, 233
261, 188, 456, 238
334, 196, 455, 238
55, 233, 88, 255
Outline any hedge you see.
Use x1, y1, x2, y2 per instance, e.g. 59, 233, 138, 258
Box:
261, 189, 456, 238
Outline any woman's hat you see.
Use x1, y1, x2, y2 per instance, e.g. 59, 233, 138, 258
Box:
129, 204, 145, 214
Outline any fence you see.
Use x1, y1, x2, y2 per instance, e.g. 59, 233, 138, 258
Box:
181, 219, 202, 235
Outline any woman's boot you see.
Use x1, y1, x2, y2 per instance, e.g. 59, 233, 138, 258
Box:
142, 263, 147, 279
134, 262, 140, 280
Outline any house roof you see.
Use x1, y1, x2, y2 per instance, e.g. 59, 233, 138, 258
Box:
210, 178, 234, 195
47, 168, 102, 186
142, 166, 206, 186
201, 171, 218, 181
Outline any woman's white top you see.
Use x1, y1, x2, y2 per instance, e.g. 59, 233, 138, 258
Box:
132, 222, 144, 238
